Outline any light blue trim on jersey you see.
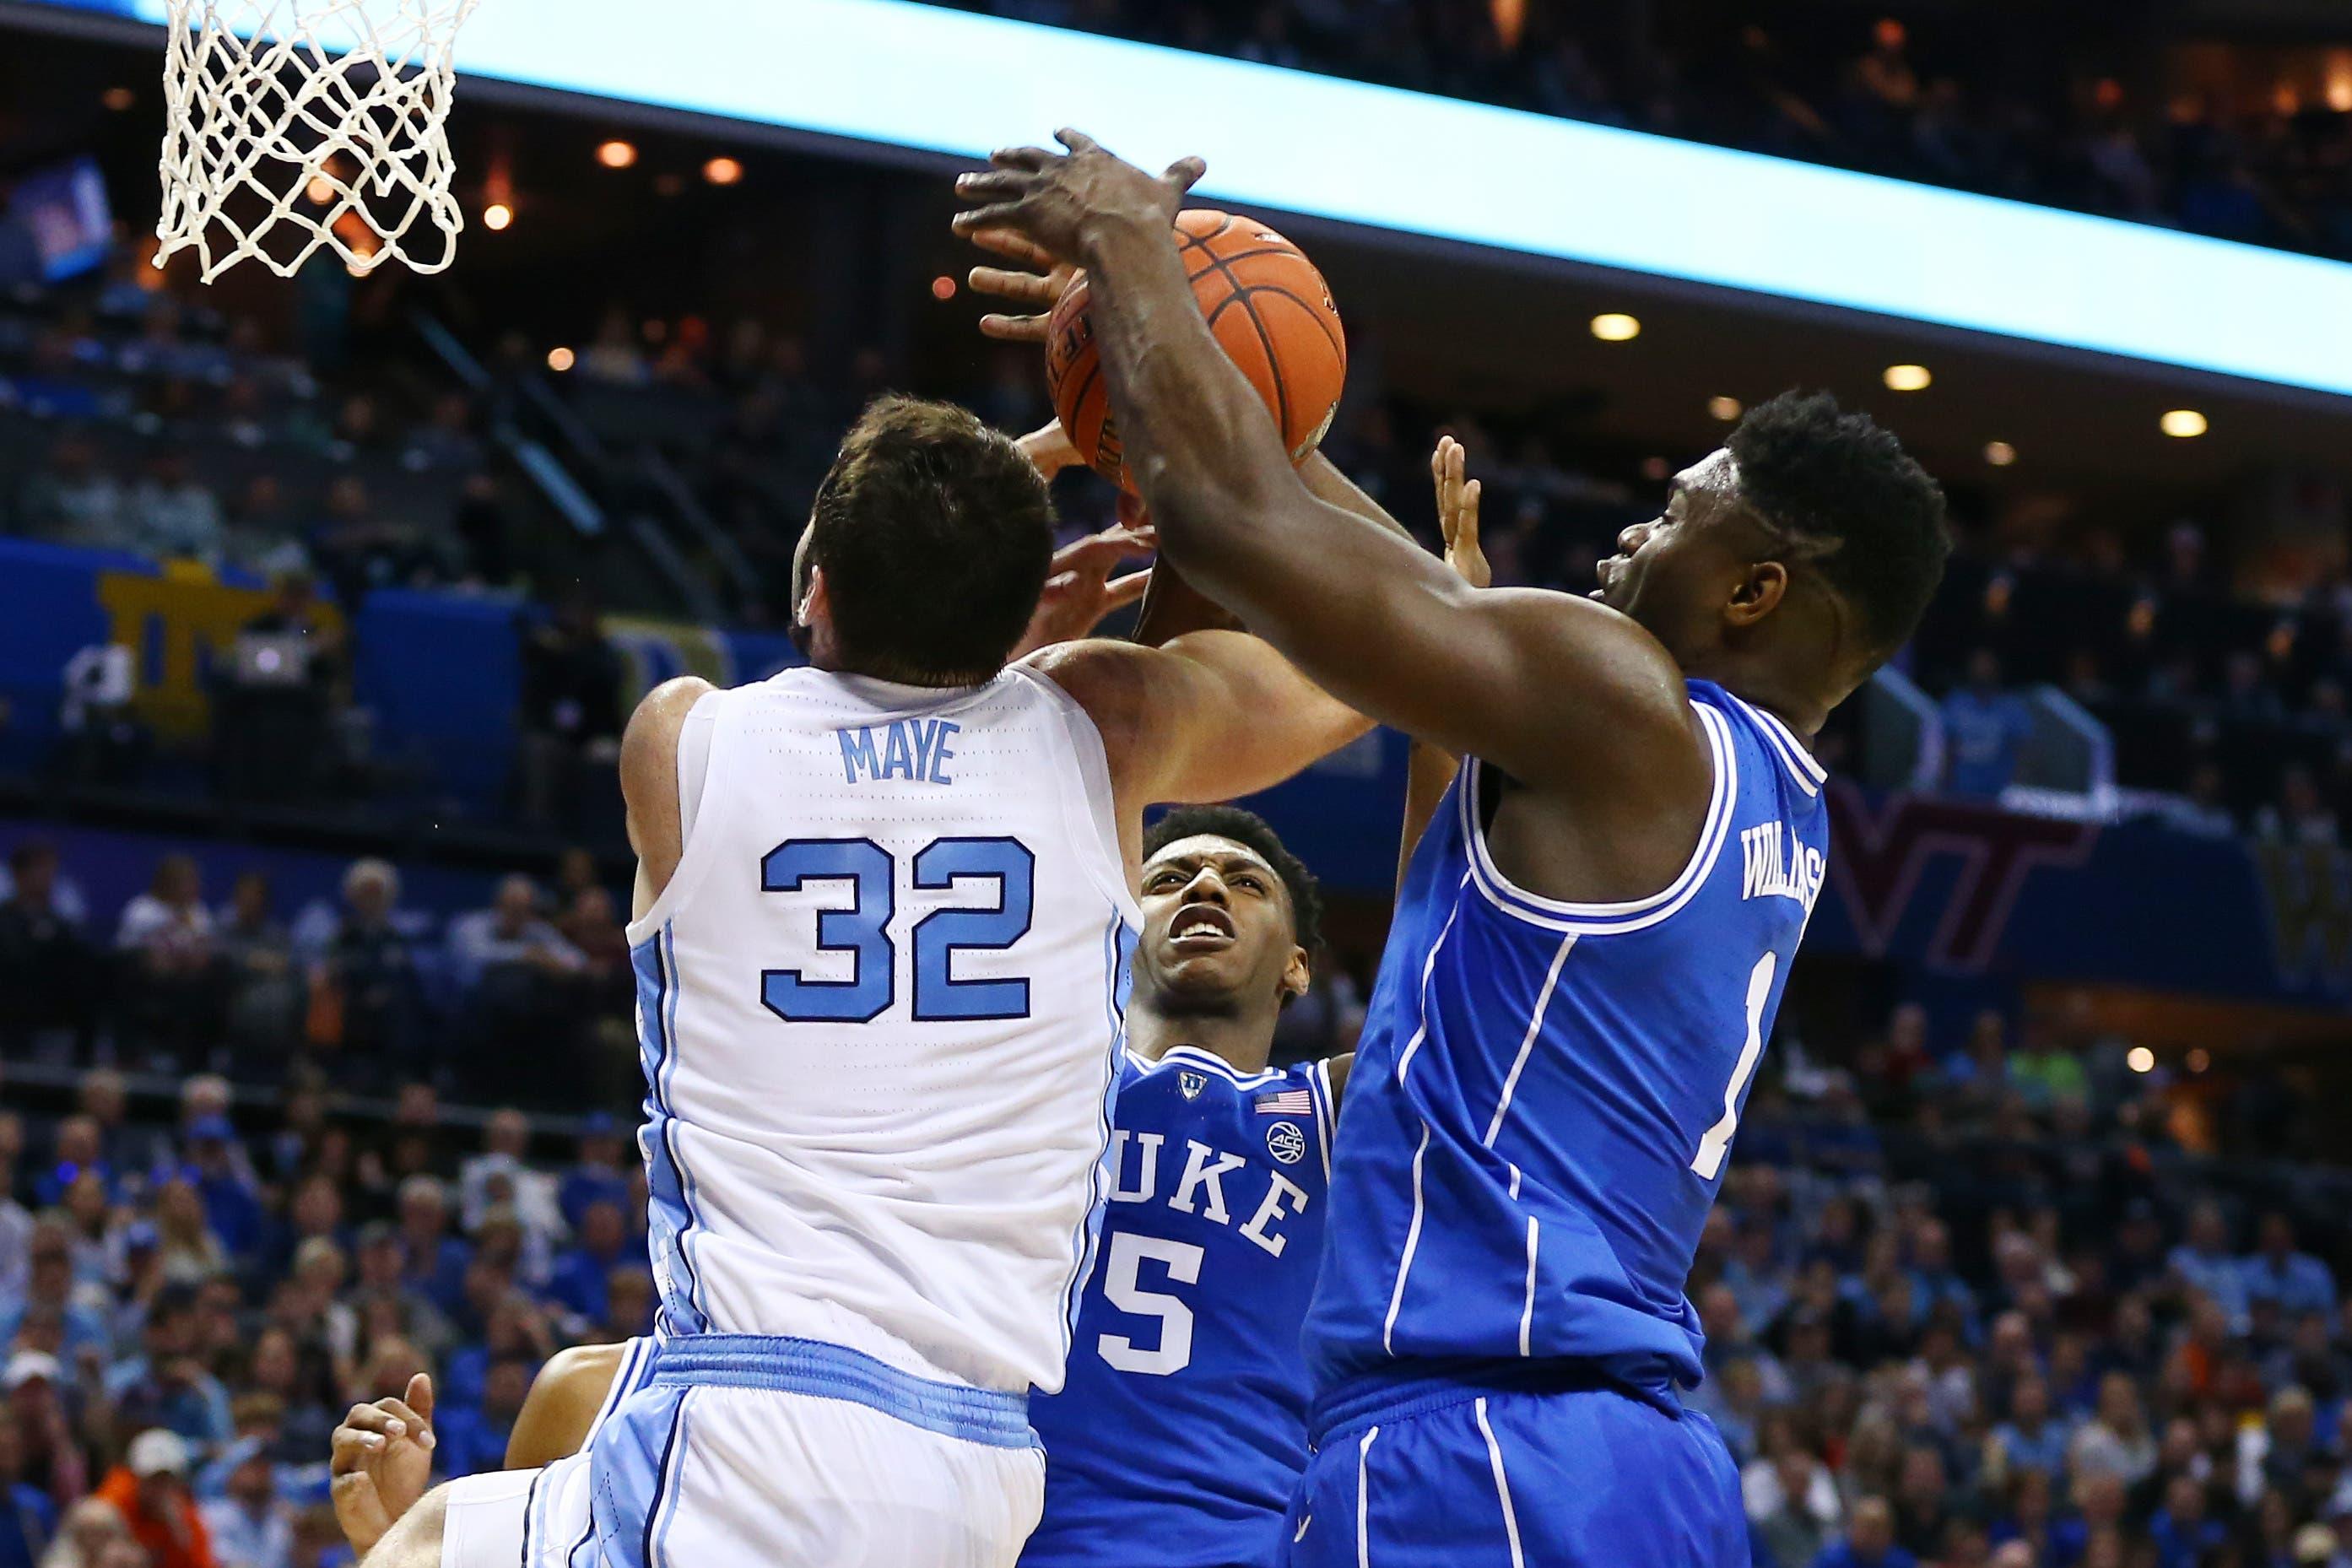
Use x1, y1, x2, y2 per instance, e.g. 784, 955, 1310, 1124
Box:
630, 926, 709, 1338
1059, 911, 1137, 1364
1457, 702, 1738, 935
651, 1333, 1038, 1449
570, 1387, 689, 1568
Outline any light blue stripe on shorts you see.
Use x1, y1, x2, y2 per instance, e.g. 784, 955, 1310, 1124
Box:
651, 1333, 1036, 1450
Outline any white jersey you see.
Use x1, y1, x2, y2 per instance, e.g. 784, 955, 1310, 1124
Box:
623, 664, 1140, 1398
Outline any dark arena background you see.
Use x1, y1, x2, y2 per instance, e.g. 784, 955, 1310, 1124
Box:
6, 2, 2352, 1565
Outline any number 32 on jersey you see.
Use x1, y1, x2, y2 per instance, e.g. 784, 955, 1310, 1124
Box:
758, 835, 1035, 1025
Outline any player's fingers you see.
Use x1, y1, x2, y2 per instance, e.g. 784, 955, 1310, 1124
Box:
977, 314, 1050, 343
966, 267, 1061, 307
1104, 570, 1152, 610
340, 1403, 401, 1436
955, 170, 1035, 203
950, 201, 1032, 236
407, 1373, 435, 1425
374, 1399, 435, 1448
1162, 155, 1208, 193
331, 1426, 386, 1472
990, 144, 1057, 171
1054, 128, 1101, 155
965, 226, 1057, 269
1459, 479, 1482, 543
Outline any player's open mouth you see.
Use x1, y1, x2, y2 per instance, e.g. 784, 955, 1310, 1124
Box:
1165, 904, 1237, 952
1592, 554, 1628, 601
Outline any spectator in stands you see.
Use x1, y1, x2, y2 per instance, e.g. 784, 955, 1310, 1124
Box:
1814, 1495, 1913, 1568
515, 593, 624, 833
182, 1120, 262, 1268
457, 1110, 563, 1268
2243, 1214, 2338, 1321
0, 1418, 53, 1568
125, 451, 225, 565
543, 1200, 641, 1332
2169, 1201, 2250, 1333
115, 855, 224, 1068
557, 1115, 630, 1234
2257, 765, 2342, 848
432, 1354, 527, 1481
94, 1430, 214, 1568
310, 860, 422, 1073
197, 1441, 288, 1568
0, 842, 96, 1055
393, 1178, 469, 1317
579, 307, 650, 387
1939, 649, 2035, 799
10, 435, 126, 553
446, 879, 587, 1098
103, 1285, 233, 1452
217, 873, 298, 1065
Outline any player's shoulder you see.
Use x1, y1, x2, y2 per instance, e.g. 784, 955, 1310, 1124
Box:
1018, 640, 1154, 742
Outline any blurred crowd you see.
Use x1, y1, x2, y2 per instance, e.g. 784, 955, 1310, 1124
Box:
0, 841, 636, 1111
3, 975, 2350, 1568
0, 1068, 651, 1568
933, 1, 2352, 262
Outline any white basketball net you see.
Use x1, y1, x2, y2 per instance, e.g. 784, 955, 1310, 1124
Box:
156, 0, 482, 281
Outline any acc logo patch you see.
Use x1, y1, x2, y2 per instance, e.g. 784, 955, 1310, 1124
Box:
1266, 1121, 1307, 1165
1179, 1071, 1207, 1100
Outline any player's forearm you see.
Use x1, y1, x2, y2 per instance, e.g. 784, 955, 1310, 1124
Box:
1397, 740, 1462, 895
1079, 219, 1311, 600
1156, 630, 1373, 803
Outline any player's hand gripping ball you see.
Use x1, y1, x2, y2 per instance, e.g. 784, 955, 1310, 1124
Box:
1046, 209, 1347, 491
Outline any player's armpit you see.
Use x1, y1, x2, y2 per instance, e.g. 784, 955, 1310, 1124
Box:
620, 677, 716, 914
504, 1344, 625, 1469
1028, 632, 1370, 825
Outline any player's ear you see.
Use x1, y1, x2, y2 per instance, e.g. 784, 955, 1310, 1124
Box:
1279, 946, 1310, 1005
1725, 560, 1788, 629
798, 565, 830, 634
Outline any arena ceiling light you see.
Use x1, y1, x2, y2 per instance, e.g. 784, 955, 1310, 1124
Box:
703, 156, 744, 186
1706, 396, 1741, 421
1588, 313, 1640, 342
36, 0, 2352, 398
596, 139, 637, 170
1983, 441, 2017, 466
2160, 409, 2209, 438
1882, 364, 1932, 392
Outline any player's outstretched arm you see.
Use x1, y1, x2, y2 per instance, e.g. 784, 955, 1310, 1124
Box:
1025, 630, 1371, 862
954, 137, 1702, 802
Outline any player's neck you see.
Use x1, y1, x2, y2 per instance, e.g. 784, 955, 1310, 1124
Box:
1125, 998, 1278, 1076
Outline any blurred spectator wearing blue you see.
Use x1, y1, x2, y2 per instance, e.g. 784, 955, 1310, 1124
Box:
2166, 1202, 2250, 1333
543, 1201, 642, 1331
0, 1419, 54, 1568
104, 1285, 235, 1452
557, 1114, 630, 1234
1811, 1497, 1915, 1568
2241, 1214, 2338, 1321
184, 1117, 265, 1266
200, 1441, 293, 1568
1939, 649, 2035, 800
392, 1178, 470, 1318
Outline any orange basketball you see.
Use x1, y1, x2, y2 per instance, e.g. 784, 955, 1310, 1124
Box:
1046, 208, 1347, 491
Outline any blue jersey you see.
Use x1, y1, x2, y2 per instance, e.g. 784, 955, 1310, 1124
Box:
1025, 1046, 1336, 1568
1302, 681, 1828, 1403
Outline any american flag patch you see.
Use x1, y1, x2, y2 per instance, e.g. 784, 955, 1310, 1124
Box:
1255, 1089, 1312, 1115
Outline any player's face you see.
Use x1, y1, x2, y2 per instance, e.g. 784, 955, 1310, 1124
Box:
1136, 836, 1306, 1007
1592, 449, 1776, 662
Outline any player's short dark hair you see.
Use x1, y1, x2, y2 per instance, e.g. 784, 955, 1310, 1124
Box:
1727, 391, 1951, 659
1144, 805, 1323, 958
805, 395, 1053, 684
